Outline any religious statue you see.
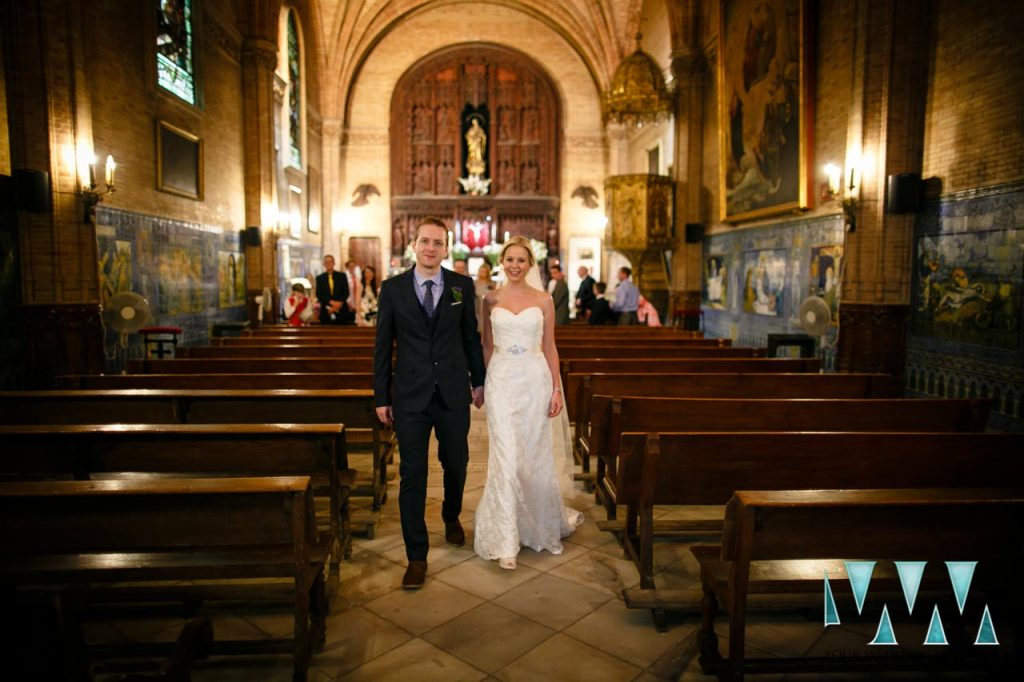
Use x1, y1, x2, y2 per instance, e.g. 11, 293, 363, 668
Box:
465, 118, 487, 176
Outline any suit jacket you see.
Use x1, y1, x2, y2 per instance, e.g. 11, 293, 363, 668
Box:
588, 297, 613, 325
575, 275, 596, 313
316, 271, 353, 324
551, 279, 570, 325
373, 268, 486, 412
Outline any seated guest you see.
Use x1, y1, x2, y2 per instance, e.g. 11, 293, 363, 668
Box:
284, 283, 314, 327
589, 282, 614, 325
636, 295, 662, 327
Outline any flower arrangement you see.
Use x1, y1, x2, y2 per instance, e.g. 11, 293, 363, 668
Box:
482, 242, 503, 266
529, 238, 548, 262
451, 243, 471, 261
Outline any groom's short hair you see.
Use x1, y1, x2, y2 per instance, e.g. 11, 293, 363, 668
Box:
413, 217, 448, 240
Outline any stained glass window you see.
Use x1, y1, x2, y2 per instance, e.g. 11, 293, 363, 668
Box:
156, 0, 195, 104
287, 11, 302, 168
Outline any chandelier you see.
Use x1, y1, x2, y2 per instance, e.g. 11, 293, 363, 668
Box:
603, 34, 673, 127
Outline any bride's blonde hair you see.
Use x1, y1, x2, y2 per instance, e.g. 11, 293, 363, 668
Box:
499, 236, 536, 266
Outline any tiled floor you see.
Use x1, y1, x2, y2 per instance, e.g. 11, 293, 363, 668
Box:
93, 407, 1002, 680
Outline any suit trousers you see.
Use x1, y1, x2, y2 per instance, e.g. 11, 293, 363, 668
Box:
394, 388, 470, 561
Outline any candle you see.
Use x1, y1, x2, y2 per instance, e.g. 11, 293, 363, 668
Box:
88, 158, 96, 189
105, 155, 116, 188
824, 163, 841, 197
448, 230, 453, 249
503, 230, 510, 243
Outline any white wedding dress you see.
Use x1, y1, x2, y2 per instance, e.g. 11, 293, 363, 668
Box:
474, 306, 584, 560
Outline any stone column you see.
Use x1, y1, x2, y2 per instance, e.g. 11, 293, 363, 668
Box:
240, 37, 280, 322
837, 0, 932, 380
3, 0, 103, 385
669, 48, 706, 329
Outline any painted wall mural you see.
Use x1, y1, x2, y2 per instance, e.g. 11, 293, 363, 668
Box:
741, 248, 787, 316
218, 251, 245, 308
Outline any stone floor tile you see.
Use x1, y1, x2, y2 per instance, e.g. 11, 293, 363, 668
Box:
380, 531, 477, 574
493, 633, 641, 682
564, 599, 697, 668
422, 602, 554, 673
312, 606, 413, 678
335, 551, 408, 605
336, 638, 486, 682
364, 578, 483, 635
549, 548, 641, 599
434, 555, 541, 600
493, 574, 611, 630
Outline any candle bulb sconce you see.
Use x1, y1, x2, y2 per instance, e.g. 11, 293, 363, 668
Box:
81, 154, 117, 222
821, 163, 858, 233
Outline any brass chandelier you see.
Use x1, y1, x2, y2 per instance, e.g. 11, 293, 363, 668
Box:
603, 34, 673, 126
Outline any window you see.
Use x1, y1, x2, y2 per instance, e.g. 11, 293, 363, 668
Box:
286, 10, 302, 168
156, 0, 195, 104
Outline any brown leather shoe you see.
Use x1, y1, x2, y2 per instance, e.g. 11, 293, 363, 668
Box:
402, 560, 427, 590
444, 520, 465, 548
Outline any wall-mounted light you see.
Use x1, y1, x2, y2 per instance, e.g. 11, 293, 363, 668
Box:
821, 162, 859, 232
81, 153, 116, 222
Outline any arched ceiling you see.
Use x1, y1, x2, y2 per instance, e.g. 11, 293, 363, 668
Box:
307, 0, 643, 121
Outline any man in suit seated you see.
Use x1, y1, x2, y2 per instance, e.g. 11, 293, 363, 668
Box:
588, 281, 614, 325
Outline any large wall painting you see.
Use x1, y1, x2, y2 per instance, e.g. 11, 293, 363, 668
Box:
718, 0, 812, 222
97, 227, 132, 307
742, 248, 787, 316
809, 244, 842, 324
913, 230, 1022, 350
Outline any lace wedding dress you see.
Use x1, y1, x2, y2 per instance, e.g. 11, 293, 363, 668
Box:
474, 306, 584, 561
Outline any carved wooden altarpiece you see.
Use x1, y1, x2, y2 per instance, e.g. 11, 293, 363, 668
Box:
390, 44, 561, 256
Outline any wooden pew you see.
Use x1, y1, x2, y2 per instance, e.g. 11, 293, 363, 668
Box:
179, 346, 375, 358
591, 397, 992, 519
694, 488, 1023, 680
613, 431, 1024, 620
564, 358, 820, 422
0, 423, 357, 571
126, 357, 375, 374
57, 372, 373, 390
0, 477, 330, 681
0, 389, 390, 511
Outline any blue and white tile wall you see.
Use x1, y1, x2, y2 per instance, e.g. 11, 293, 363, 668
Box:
95, 206, 247, 370
906, 183, 1024, 432
702, 214, 846, 371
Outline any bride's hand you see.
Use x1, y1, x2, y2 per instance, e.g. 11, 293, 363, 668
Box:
547, 389, 563, 418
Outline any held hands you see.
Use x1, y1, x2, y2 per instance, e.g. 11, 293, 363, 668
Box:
547, 388, 563, 418
375, 405, 393, 427
472, 386, 485, 409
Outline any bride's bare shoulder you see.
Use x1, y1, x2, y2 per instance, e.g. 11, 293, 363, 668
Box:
483, 290, 500, 306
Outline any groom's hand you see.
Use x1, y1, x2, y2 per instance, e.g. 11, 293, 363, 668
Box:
375, 405, 393, 427
472, 386, 485, 408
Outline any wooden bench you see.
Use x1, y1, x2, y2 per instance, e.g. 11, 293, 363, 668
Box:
0, 423, 357, 572
57, 372, 374, 390
564, 358, 821, 422
614, 431, 1024, 622
0, 390, 390, 511
591, 396, 992, 519
125, 358, 376, 373
694, 488, 1023, 680
0, 477, 330, 681
178, 346, 376, 358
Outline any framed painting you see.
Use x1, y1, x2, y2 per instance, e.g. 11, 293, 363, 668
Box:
156, 120, 203, 199
718, 0, 813, 223
704, 254, 729, 310
742, 249, 787, 316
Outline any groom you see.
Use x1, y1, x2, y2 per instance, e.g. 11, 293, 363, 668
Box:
373, 217, 486, 589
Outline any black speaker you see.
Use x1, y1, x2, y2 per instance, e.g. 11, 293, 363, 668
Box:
244, 226, 261, 247
684, 223, 703, 243
12, 169, 50, 212
886, 173, 921, 214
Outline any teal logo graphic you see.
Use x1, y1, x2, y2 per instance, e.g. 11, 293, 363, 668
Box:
822, 561, 998, 647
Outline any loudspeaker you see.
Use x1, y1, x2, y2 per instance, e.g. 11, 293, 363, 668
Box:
684, 223, 703, 243
12, 169, 50, 213
886, 173, 921, 214
244, 226, 261, 247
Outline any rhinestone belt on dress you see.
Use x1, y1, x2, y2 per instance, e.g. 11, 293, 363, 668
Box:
505, 344, 528, 355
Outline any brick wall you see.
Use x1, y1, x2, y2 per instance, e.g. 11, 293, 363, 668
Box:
922, 0, 1024, 192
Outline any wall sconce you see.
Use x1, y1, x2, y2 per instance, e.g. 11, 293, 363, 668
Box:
821, 162, 858, 232
81, 154, 116, 222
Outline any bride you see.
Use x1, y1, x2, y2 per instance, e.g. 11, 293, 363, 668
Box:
474, 237, 584, 569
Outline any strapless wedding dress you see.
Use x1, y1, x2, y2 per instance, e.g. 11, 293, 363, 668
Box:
474, 306, 583, 560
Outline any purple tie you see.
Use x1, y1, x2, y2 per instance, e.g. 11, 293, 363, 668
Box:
423, 280, 435, 317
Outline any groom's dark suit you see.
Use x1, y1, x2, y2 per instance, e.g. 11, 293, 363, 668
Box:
373, 267, 485, 561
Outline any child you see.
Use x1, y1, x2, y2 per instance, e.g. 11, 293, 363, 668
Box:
588, 281, 613, 325
284, 283, 314, 327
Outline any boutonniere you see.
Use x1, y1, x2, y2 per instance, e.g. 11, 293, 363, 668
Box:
450, 286, 463, 304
